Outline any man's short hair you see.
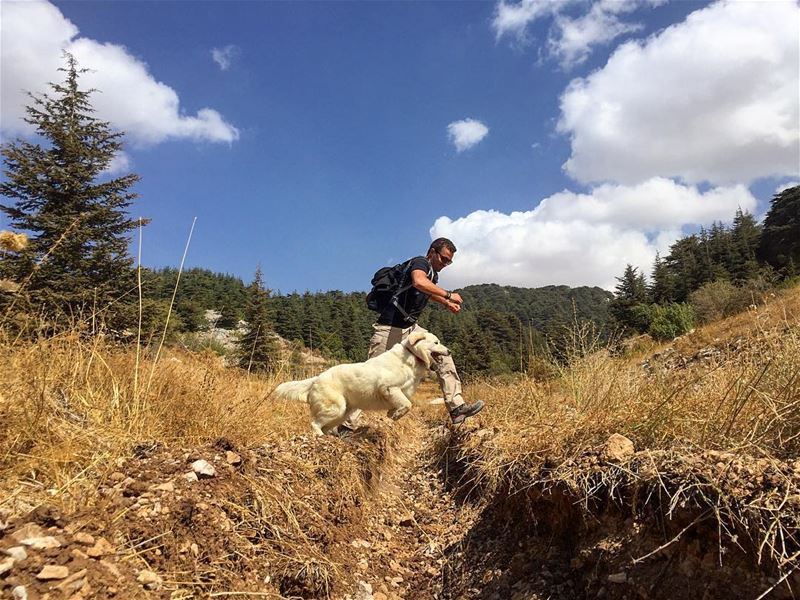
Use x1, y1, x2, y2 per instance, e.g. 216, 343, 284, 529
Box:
429, 237, 456, 254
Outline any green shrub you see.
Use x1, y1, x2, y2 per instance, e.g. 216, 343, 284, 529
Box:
628, 303, 656, 332
689, 280, 749, 324
648, 303, 694, 341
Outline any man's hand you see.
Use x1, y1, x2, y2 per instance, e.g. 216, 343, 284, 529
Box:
448, 292, 463, 305
446, 300, 461, 314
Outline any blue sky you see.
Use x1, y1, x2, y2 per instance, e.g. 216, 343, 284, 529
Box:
1, 0, 798, 293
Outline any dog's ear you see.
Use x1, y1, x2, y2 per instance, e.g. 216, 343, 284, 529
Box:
407, 331, 426, 346
405, 332, 432, 368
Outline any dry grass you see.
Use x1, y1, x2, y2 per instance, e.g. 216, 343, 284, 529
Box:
0, 328, 309, 515
444, 285, 800, 582
0, 325, 403, 597
1, 285, 798, 595
463, 286, 799, 473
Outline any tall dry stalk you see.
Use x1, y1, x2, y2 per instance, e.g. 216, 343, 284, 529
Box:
134, 217, 144, 408
146, 217, 196, 395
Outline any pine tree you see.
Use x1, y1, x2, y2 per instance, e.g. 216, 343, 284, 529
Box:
0, 54, 141, 328
758, 185, 800, 277
238, 266, 279, 373
665, 236, 703, 302
273, 292, 305, 343
609, 265, 650, 330
730, 208, 762, 282
649, 252, 675, 304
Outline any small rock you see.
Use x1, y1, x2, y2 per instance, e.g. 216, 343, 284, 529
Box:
0, 557, 15, 575
109, 472, 125, 482
398, 513, 415, 527
225, 451, 242, 466
154, 481, 175, 492
37, 565, 70, 580
355, 580, 373, 600
86, 537, 114, 558
191, 459, 216, 478
608, 572, 627, 584
602, 434, 635, 462
100, 560, 122, 580
20, 536, 61, 549
11, 586, 28, 600
11, 523, 44, 542
5, 546, 27, 562
70, 548, 89, 560
73, 532, 95, 545
137, 569, 163, 590
184, 471, 199, 483
373, 594, 388, 600
389, 559, 405, 573
56, 569, 88, 594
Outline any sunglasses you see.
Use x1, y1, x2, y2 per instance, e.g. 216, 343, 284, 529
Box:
435, 248, 453, 266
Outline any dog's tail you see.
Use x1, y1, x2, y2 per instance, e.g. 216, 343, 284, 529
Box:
274, 377, 316, 403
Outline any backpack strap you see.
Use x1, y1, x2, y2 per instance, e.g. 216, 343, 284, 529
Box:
389, 258, 434, 324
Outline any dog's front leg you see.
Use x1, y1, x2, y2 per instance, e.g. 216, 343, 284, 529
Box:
384, 387, 412, 421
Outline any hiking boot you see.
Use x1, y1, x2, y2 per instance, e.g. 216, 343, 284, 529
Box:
449, 400, 485, 425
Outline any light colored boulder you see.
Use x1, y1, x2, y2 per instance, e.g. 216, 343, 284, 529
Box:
36, 565, 70, 580
602, 434, 635, 462
191, 459, 216, 478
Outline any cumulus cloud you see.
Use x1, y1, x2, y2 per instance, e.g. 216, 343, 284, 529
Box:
430, 178, 757, 290
101, 151, 132, 176
447, 119, 489, 152
211, 45, 240, 71
493, 0, 661, 68
558, 0, 799, 186
0, 0, 239, 145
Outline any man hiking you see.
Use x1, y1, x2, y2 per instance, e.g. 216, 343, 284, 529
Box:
340, 237, 485, 433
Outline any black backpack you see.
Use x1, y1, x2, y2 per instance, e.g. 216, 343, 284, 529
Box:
365, 260, 413, 313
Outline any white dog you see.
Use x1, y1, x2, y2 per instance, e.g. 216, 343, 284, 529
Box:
274, 330, 449, 436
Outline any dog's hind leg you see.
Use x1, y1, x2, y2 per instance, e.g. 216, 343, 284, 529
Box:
309, 391, 348, 436
384, 387, 413, 421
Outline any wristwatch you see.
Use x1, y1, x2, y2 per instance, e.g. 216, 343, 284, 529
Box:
445, 291, 452, 300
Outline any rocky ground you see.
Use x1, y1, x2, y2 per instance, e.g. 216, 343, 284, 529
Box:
2, 399, 797, 600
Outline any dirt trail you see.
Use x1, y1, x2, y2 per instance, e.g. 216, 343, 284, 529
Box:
331, 413, 480, 599
336, 407, 578, 600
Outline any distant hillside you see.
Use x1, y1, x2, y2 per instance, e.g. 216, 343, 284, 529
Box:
455, 283, 612, 331
144, 269, 612, 377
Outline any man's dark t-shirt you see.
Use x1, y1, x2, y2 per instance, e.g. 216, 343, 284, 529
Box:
377, 256, 438, 328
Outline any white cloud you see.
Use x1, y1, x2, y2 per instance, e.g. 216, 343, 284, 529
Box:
493, 0, 661, 68
430, 178, 757, 290
447, 118, 489, 152
776, 181, 799, 194
492, 0, 561, 41
558, 0, 800, 186
211, 45, 240, 71
0, 0, 239, 145
101, 151, 132, 176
